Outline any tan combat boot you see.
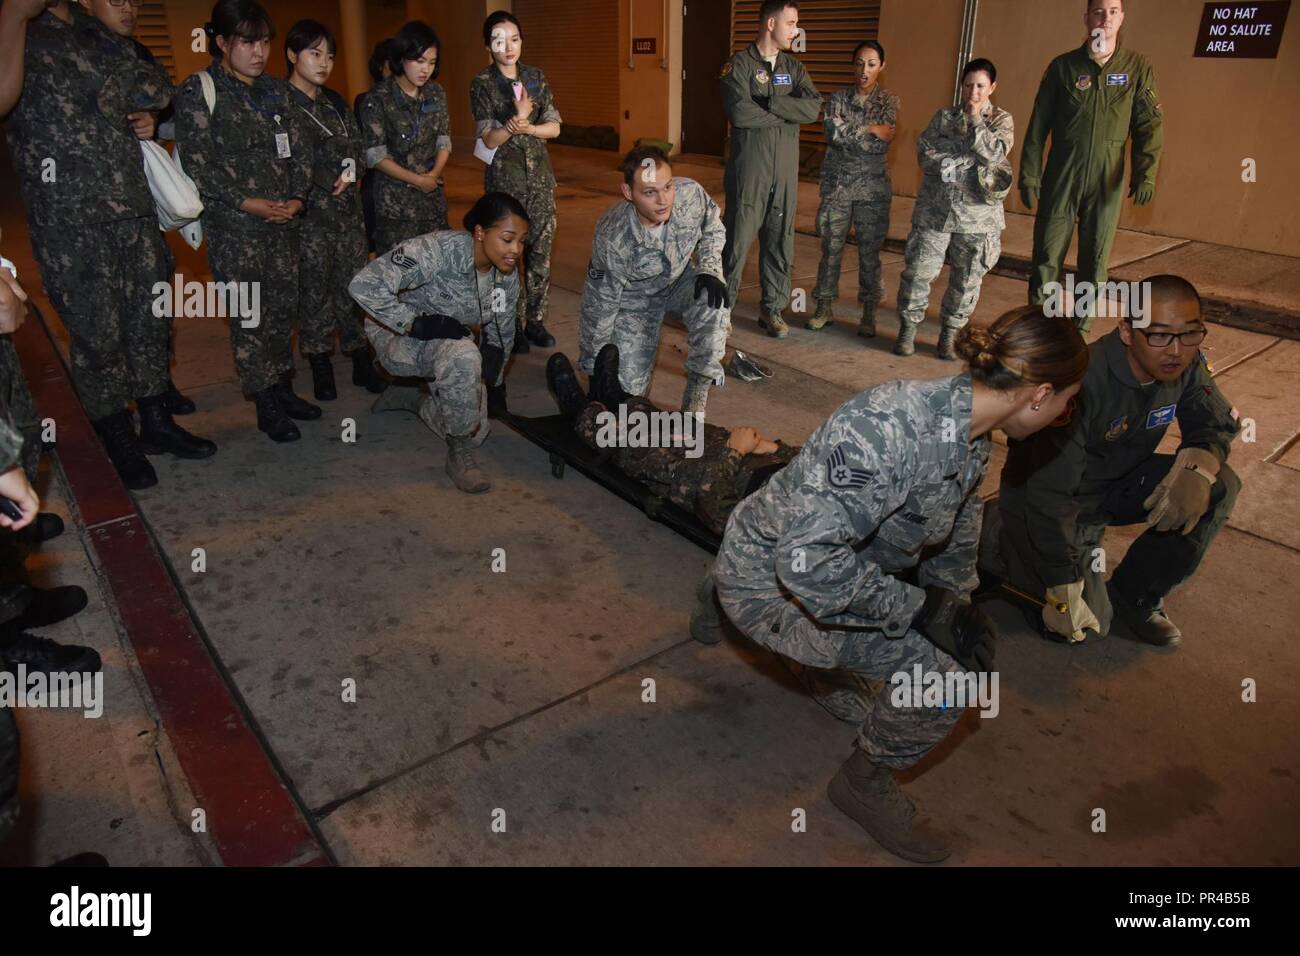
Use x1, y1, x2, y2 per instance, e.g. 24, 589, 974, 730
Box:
688, 572, 725, 645
758, 311, 789, 339
806, 300, 834, 331
827, 747, 952, 863
894, 320, 918, 356
937, 326, 959, 361
445, 436, 491, 494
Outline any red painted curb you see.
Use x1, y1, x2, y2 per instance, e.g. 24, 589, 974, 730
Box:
12, 307, 330, 868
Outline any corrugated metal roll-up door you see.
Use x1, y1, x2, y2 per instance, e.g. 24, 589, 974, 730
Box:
514, 0, 621, 131
731, 0, 882, 152
136, 2, 177, 83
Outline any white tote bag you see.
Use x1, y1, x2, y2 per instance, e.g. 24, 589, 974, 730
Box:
172, 71, 217, 250
141, 139, 203, 231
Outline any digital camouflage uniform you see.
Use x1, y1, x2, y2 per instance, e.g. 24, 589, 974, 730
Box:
360, 75, 451, 254
348, 231, 517, 442
3, 6, 174, 420
897, 103, 1014, 333
578, 178, 730, 396
573, 396, 798, 536
1020, 43, 1163, 322
713, 375, 991, 769
290, 84, 368, 357
470, 63, 561, 328
174, 64, 312, 394
720, 44, 822, 316
814, 85, 899, 308
993, 332, 1239, 635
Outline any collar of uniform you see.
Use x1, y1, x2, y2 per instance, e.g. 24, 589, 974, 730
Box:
447, 231, 477, 276
1102, 327, 1145, 388
933, 373, 978, 478
210, 62, 270, 98
1074, 38, 1128, 70
623, 201, 669, 247
288, 84, 317, 109
385, 74, 431, 107
847, 84, 884, 105
747, 43, 783, 69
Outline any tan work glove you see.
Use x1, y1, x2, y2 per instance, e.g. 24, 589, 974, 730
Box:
1144, 448, 1219, 535
1042, 580, 1100, 644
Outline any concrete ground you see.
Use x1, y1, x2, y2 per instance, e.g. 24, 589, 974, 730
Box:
2, 144, 1298, 866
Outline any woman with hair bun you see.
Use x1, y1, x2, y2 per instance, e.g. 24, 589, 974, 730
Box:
348, 193, 529, 495
700, 305, 1087, 864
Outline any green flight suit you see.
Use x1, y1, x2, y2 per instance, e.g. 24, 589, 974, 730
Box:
720, 44, 821, 316
1020, 42, 1163, 326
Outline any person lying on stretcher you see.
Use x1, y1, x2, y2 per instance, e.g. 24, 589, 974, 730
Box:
546, 346, 798, 536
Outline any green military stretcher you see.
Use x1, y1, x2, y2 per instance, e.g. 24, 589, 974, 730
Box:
503, 412, 723, 554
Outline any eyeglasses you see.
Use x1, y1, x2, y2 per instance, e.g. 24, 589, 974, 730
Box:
1134, 328, 1207, 347
106, 0, 144, 7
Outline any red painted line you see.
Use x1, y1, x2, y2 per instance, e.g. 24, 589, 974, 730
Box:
12, 308, 330, 868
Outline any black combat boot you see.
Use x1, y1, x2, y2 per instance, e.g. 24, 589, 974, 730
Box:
138, 394, 217, 459
1107, 580, 1182, 648
523, 319, 555, 348
545, 353, 587, 419
18, 512, 64, 544
93, 411, 157, 490
307, 353, 337, 401
253, 388, 300, 443
3, 585, 88, 632
163, 378, 196, 415
274, 372, 322, 421
346, 345, 387, 394
0, 631, 101, 675
590, 344, 631, 407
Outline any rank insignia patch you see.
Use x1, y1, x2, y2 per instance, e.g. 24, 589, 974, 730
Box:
390, 246, 417, 270
826, 443, 872, 490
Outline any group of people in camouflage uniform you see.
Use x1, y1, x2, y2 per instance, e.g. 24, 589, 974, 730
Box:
1, 0, 1233, 869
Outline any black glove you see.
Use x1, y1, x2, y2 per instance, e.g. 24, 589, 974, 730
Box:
408, 314, 470, 341
913, 586, 995, 673
752, 94, 771, 111
693, 273, 729, 310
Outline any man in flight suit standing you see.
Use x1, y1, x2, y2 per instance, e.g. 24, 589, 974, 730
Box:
720, 0, 821, 339
1019, 0, 1163, 333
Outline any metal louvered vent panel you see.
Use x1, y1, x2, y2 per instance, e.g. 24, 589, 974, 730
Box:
135, 2, 176, 83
